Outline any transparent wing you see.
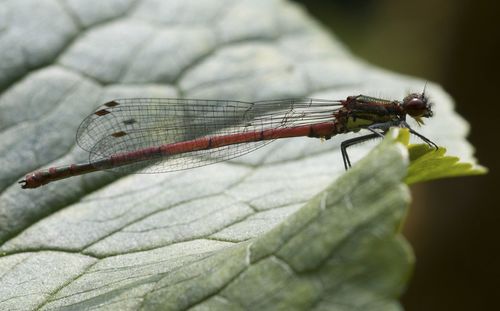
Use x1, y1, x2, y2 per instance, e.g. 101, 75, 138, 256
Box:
76, 98, 341, 173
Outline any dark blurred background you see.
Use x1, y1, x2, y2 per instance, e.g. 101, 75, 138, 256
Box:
292, 0, 499, 310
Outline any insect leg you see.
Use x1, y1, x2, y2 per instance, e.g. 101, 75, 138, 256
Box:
401, 121, 438, 149
341, 133, 381, 170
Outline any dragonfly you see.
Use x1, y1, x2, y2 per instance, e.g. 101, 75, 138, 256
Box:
19, 92, 436, 189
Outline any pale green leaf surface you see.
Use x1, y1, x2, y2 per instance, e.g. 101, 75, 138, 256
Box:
389, 129, 486, 184
405, 145, 487, 185
0, 0, 478, 310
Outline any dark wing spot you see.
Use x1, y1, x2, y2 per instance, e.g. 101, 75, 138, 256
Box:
111, 131, 127, 138
105, 101, 120, 107
123, 118, 137, 125
95, 109, 110, 116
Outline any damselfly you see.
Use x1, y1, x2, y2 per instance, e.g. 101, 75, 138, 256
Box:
19, 92, 436, 189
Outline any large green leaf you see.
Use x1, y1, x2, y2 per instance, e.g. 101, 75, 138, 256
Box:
0, 0, 478, 310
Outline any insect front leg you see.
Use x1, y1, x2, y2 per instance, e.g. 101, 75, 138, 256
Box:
400, 121, 438, 149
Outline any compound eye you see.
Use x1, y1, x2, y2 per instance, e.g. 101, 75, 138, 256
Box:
406, 97, 426, 111
403, 94, 429, 117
